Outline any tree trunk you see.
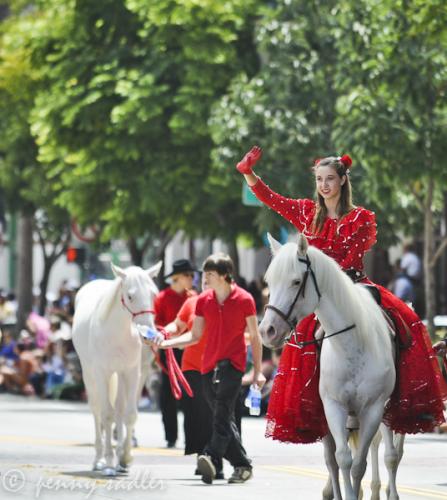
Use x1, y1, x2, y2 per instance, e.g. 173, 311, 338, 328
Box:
16, 213, 34, 332
154, 232, 173, 289
39, 257, 53, 316
228, 238, 240, 282
128, 237, 143, 266
423, 180, 436, 337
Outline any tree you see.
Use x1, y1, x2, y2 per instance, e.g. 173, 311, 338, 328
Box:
26, 0, 262, 267
0, 5, 72, 322
210, 0, 345, 242
333, 0, 447, 333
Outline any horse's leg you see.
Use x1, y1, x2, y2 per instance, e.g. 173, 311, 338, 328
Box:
380, 424, 403, 500
82, 370, 105, 471
322, 433, 341, 500
322, 399, 355, 500
117, 365, 140, 470
114, 374, 126, 472
369, 429, 382, 500
351, 402, 385, 499
97, 370, 116, 476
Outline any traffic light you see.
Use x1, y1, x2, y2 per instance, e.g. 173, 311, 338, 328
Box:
66, 247, 86, 264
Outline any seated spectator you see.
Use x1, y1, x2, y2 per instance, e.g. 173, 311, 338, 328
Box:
42, 341, 66, 397
0, 290, 16, 326
0, 330, 18, 364
26, 311, 51, 349
0, 342, 40, 395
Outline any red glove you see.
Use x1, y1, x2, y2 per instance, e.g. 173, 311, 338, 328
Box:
236, 146, 262, 175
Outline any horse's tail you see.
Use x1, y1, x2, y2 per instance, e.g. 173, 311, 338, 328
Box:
348, 429, 360, 456
109, 372, 118, 408
348, 430, 364, 499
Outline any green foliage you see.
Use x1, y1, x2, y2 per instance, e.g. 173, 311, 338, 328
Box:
22, 0, 261, 246
210, 0, 342, 238
332, 0, 447, 237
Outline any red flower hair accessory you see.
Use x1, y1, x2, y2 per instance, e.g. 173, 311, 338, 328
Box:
339, 154, 352, 168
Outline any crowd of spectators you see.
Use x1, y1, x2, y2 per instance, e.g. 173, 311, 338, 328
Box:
0, 281, 83, 400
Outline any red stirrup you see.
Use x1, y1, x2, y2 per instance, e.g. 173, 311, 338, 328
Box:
151, 328, 193, 400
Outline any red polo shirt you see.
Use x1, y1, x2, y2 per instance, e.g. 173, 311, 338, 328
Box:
154, 287, 195, 327
177, 295, 208, 372
195, 285, 256, 374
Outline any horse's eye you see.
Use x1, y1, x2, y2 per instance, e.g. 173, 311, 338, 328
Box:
127, 294, 133, 302
292, 280, 301, 287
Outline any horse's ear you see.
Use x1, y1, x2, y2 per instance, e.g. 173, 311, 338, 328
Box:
111, 263, 126, 280
297, 233, 309, 256
267, 232, 282, 256
147, 260, 162, 279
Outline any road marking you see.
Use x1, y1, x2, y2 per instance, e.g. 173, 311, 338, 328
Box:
0, 435, 182, 456
262, 465, 447, 499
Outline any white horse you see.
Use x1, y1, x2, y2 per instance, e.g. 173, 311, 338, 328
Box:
260, 233, 401, 500
72, 261, 162, 476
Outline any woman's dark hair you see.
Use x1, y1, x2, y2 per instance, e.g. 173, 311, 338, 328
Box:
312, 156, 354, 233
202, 253, 234, 284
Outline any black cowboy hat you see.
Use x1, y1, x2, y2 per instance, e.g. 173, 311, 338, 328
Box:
164, 259, 196, 279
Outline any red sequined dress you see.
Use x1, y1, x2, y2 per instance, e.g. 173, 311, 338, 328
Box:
251, 178, 447, 443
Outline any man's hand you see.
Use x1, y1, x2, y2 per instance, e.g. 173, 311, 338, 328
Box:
136, 325, 165, 347
236, 146, 262, 175
253, 371, 266, 389
433, 340, 447, 356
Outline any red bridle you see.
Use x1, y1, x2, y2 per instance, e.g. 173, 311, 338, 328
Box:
120, 296, 155, 319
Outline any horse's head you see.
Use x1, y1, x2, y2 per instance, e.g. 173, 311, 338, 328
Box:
111, 261, 162, 329
259, 233, 321, 349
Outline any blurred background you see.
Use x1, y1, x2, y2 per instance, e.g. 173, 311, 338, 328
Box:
0, 0, 446, 401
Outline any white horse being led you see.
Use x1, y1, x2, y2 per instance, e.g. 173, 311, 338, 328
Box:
260, 234, 400, 500
72, 262, 162, 476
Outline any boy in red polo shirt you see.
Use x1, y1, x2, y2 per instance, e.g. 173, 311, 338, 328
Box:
144, 253, 265, 485
163, 278, 218, 477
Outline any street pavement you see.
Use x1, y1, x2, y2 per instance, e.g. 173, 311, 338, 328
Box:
0, 393, 447, 499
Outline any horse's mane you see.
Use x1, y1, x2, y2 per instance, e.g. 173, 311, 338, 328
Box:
96, 277, 122, 322
266, 242, 390, 358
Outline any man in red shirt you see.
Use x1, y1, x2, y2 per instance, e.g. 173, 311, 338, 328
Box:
147, 253, 265, 484
154, 259, 196, 448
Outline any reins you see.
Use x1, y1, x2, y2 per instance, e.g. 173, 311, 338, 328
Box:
287, 323, 356, 349
159, 328, 193, 399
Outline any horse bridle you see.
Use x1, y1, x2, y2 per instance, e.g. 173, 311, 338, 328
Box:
264, 254, 355, 348
120, 296, 155, 319
265, 255, 321, 331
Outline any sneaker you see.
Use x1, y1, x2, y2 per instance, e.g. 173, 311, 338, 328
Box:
195, 467, 223, 479
228, 466, 253, 484
197, 454, 216, 484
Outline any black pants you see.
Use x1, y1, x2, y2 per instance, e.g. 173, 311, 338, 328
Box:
183, 370, 212, 455
202, 360, 251, 468
159, 348, 183, 443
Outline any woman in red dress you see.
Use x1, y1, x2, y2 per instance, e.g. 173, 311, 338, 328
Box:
236, 146, 446, 443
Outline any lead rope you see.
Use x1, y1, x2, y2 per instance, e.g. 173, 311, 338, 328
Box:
152, 328, 193, 400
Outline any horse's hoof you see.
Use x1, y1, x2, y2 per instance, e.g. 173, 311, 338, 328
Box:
116, 464, 128, 474
102, 467, 117, 477
93, 460, 106, 471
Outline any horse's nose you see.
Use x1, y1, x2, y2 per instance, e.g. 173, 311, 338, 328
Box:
266, 325, 276, 339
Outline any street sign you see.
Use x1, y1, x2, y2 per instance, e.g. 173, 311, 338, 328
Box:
242, 183, 263, 207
